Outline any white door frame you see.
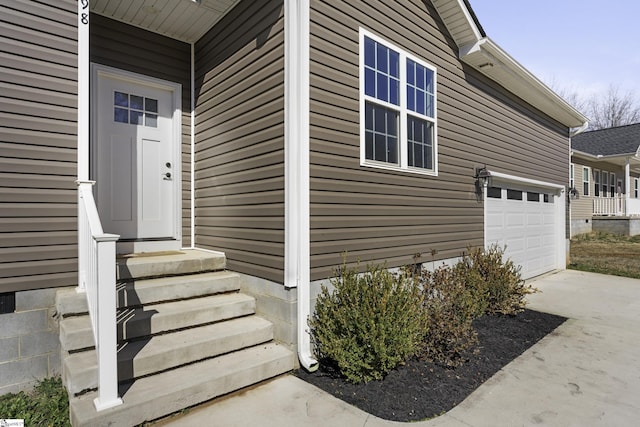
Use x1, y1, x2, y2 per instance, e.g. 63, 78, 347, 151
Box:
91, 63, 182, 253
483, 170, 566, 277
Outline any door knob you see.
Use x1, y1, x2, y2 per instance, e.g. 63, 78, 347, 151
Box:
164, 172, 172, 179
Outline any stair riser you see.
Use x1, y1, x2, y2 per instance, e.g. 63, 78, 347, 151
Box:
57, 272, 241, 317
60, 297, 256, 352
64, 321, 274, 395
117, 254, 225, 281
70, 344, 294, 427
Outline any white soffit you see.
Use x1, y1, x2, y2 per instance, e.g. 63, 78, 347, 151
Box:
90, 0, 240, 43
432, 1, 587, 129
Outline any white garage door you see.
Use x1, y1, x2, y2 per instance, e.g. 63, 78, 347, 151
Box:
485, 185, 560, 279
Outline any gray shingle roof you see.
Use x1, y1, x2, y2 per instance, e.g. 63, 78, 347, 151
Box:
572, 123, 640, 156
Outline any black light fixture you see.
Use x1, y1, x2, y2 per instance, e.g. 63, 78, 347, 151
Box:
474, 165, 492, 187
569, 187, 579, 200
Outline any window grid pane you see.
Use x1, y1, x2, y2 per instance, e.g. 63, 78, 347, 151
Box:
365, 102, 399, 164
406, 59, 434, 118
113, 91, 158, 127
364, 37, 400, 106
407, 116, 433, 169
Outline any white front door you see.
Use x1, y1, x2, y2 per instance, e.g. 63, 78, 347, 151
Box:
93, 65, 180, 244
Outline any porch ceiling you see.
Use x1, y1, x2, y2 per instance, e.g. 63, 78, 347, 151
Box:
90, 0, 240, 43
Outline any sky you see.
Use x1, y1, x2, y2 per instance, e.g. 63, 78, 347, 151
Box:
469, 0, 640, 103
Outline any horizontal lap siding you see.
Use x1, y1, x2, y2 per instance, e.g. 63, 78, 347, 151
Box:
90, 14, 192, 246
194, 0, 285, 283
309, 0, 569, 279
571, 158, 629, 221
0, 0, 78, 292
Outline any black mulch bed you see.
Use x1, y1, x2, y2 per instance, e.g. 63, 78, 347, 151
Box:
294, 309, 566, 422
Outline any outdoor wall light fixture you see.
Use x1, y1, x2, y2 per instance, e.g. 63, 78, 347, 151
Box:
568, 187, 579, 200
474, 166, 492, 201
474, 165, 492, 187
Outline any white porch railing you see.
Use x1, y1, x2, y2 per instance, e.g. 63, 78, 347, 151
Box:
627, 198, 640, 216
77, 181, 122, 411
593, 196, 626, 216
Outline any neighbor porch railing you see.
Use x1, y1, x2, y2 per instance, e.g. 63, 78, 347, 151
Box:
77, 181, 122, 411
593, 196, 626, 216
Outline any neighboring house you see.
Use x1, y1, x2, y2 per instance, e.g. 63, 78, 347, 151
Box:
0, 0, 586, 425
570, 123, 640, 236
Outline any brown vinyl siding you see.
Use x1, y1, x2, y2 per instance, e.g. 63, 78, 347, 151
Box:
90, 14, 193, 246
0, 0, 78, 292
194, 0, 285, 283
309, 0, 569, 279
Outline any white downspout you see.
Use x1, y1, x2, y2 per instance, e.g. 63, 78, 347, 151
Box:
284, 0, 318, 372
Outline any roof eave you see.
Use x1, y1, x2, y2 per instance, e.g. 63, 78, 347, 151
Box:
431, 0, 588, 130
459, 38, 588, 129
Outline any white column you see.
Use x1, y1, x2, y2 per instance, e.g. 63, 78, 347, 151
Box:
625, 158, 631, 216
77, 0, 90, 181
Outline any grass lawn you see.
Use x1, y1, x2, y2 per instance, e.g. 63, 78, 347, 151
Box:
569, 232, 640, 278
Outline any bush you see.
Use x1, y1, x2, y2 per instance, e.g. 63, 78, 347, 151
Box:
418, 264, 482, 366
0, 377, 70, 427
309, 259, 426, 383
460, 245, 536, 315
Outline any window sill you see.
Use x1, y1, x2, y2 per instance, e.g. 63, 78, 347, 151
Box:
360, 160, 438, 177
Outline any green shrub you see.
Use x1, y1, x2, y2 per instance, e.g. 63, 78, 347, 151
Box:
461, 245, 536, 315
0, 377, 70, 427
418, 264, 482, 366
309, 259, 426, 383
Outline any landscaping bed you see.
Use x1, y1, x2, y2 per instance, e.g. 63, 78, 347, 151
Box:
295, 308, 566, 422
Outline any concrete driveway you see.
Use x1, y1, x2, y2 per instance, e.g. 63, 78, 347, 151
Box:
159, 270, 640, 426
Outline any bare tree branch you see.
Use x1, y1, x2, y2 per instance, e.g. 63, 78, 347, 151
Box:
585, 85, 640, 130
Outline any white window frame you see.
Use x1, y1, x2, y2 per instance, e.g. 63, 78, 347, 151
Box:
602, 171, 608, 197
582, 166, 590, 196
593, 169, 600, 197
359, 28, 438, 176
635, 178, 639, 198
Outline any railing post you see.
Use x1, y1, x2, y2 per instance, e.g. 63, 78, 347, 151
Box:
76, 181, 96, 293
93, 234, 122, 411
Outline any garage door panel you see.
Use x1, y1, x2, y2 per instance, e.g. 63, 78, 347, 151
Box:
486, 184, 559, 280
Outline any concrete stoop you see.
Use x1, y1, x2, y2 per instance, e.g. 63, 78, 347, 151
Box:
56, 250, 294, 426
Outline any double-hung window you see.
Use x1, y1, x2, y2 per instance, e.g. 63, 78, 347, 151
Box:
582, 167, 590, 196
593, 170, 600, 197
602, 172, 608, 197
360, 29, 437, 175
610, 173, 616, 196
635, 178, 639, 198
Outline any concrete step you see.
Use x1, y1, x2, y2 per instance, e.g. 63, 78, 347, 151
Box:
116, 249, 225, 281
70, 342, 294, 427
56, 270, 241, 316
59, 293, 256, 352
63, 316, 275, 395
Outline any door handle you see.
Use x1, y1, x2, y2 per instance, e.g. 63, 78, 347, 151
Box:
163, 172, 172, 180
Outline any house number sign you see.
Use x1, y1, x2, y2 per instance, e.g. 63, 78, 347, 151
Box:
80, 0, 89, 25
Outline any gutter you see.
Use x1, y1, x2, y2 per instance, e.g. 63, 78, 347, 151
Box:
570, 121, 589, 137
284, 0, 318, 372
